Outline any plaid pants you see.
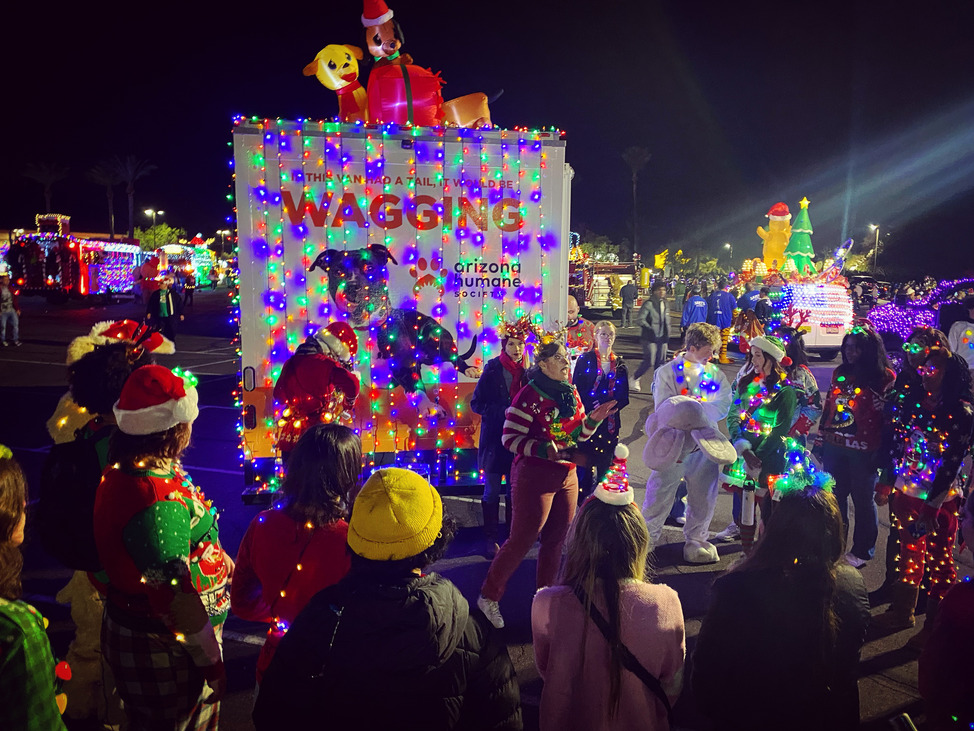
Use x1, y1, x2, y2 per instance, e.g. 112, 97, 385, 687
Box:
102, 611, 221, 731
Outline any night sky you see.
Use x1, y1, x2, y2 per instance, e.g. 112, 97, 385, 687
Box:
3, 0, 972, 277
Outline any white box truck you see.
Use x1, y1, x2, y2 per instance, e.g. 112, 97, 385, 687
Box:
232, 118, 572, 500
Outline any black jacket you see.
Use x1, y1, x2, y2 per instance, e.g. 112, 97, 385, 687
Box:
636, 296, 668, 342
470, 357, 523, 475
253, 572, 522, 731
691, 563, 870, 731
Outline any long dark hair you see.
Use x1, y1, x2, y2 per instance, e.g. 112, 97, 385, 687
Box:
282, 424, 361, 527
736, 348, 786, 390
560, 498, 651, 719
778, 326, 810, 371
69, 341, 153, 416
0, 453, 27, 600
838, 328, 890, 391
732, 487, 844, 668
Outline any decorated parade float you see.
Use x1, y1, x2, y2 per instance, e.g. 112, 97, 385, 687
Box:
5, 214, 142, 300
733, 197, 855, 359
233, 0, 573, 499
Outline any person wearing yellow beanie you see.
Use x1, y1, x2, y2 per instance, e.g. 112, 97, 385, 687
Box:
347, 467, 443, 561
254, 467, 524, 730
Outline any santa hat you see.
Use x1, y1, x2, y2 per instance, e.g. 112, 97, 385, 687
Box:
593, 444, 634, 506
766, 202, 791, 221
748, 335, 790, 366
314, 321, 358, 364
114, 365, 199, 435
66, 320, 175, 365
362, 0, 394, 26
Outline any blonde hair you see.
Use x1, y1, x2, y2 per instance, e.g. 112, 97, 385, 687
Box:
594, 321, 616, 337
685, 322, 720, 352
560, 499, 651, 718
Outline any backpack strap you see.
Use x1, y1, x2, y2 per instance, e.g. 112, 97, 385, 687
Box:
573, 586, 673, 722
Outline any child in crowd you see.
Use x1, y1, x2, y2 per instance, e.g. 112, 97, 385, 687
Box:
0, 446, 68, 730
254, 467, 522, 730
231, 424, 358, 684
533, 446, 685, 730
692, 479, 870, 731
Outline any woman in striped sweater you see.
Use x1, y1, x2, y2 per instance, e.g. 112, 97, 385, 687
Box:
477, 341, 617, 629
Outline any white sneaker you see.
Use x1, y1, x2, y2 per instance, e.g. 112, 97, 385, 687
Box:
477, 595, 505, 629
684, 539, 720, 564
629, 377, 641, 392
844, 552, 867, 569
711, 523, 740, 542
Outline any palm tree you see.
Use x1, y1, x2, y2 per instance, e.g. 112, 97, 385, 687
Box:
621, 147, 652, 258
110, 155, 157, 240
23, 162, 70, 213
87, 161, 123, 240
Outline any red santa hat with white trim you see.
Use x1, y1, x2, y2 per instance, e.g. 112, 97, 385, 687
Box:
114, 365, 199, 435
362, 0, 394, 26
314, 321, 359, 364
66, 319, 175, 365
593, 444, 635, 506
766, 202, 791, 222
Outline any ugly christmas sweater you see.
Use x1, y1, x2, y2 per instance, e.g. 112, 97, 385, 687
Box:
93, 464, 230, 677
727, 372, 797, 482
878, 393, 973, 507
502, 379, 601, 464
818, 368, 894, 452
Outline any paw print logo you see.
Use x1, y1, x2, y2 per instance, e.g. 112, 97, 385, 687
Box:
409, 257, 448, 297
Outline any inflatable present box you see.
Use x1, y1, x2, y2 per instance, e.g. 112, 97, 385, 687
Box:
368, 64, 444, 126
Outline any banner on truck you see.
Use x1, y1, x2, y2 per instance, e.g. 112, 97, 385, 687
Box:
233, 119, 571, 486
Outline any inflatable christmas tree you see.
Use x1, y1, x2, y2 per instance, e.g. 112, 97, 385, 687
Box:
785, 197, 816, 276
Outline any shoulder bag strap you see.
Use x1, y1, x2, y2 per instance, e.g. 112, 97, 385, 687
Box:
573, 586, 673, 721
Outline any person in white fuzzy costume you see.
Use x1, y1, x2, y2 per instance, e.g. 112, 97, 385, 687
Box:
641, 324, 734, 564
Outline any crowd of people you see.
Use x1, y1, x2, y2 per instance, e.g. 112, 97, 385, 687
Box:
3, 279, 974, 731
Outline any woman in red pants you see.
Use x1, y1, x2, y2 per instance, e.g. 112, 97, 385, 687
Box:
874, 346, 973, 642
477, 341, 616, 629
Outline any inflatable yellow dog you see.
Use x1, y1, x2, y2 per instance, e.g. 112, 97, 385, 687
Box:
756, 201, 792, 270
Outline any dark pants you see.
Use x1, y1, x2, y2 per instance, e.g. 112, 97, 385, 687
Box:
631, 338, 668, 380
621, 303, 634, 327
823, 444, 879, 560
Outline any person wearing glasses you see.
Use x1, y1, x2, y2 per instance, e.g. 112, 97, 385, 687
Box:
477, 342, 617, 630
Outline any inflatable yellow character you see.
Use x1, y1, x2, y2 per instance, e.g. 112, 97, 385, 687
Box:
756, 201, 792, 270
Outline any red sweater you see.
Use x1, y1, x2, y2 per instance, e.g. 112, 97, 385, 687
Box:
231, 509, 350, 682
502, 381, 599, 463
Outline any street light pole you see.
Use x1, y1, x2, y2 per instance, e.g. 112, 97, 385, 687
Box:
216, 229, 231, 256
723, 242, 733, 271
144, 209, 164, 251
868, 224, 879, 273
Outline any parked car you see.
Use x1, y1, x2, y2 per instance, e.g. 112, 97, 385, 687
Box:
866, 277, 974, 351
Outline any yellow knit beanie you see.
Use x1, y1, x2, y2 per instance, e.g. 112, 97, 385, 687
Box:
348, 467, 443, 561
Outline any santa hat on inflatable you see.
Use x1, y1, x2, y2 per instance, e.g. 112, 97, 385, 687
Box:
114, 365, 199, 436
314, 321, 359, 365
66, 319, 175, 365
593, 444, 635, 506
766, 202, 792, 222
362, 0, 394, 26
